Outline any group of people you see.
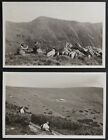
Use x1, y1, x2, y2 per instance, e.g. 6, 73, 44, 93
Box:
19, 106, 52, 133
17, 41, 57, 57
17, 41, 102, 59
17, 41, 41, 56
62, 42, 102, 59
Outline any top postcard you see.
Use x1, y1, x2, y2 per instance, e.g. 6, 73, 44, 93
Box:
3, 2, 106, 68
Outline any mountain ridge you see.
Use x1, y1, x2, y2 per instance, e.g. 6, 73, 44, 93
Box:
5, 16, 102, 54
6, 16, 102, 24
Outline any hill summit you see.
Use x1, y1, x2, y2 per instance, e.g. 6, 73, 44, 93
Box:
6, 16, 102, 54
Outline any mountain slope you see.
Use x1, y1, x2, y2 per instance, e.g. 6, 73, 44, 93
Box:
5, 16, 102, 54
6, 86, 103, 121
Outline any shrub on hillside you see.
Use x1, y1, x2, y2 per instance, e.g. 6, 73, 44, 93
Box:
31, 114, 102, 135
31, 114, 81, 130
6, 102, 19, 111
6, 112, 31, 126
74, 125, 102, 135
6, 102, 102, 135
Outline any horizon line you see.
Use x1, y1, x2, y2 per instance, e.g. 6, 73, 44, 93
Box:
5, 16, 103, 24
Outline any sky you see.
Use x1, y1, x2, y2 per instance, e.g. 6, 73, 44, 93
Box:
3, 2, 105, 23
4, 72, 106, 88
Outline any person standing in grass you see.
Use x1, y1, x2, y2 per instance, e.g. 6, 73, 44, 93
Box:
20, 106, 25, 114
33, 41, 39, 54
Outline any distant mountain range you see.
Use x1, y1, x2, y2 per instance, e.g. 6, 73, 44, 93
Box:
5, 16, 102, 54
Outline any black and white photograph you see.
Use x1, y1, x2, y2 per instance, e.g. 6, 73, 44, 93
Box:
3, 72, 106, 138
3, 2, 105, 68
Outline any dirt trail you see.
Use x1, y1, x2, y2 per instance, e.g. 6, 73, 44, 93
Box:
29, 122, 62, 135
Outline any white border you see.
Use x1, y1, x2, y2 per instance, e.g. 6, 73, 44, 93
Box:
2, 72, 106, 138
2, 2, 106, 68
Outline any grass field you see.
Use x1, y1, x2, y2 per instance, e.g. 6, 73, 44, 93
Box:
5, 53, 102, 66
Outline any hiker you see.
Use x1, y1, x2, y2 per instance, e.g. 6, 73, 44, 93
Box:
37, 47, 43, 54
62, 47, 70, 56
18, 43, 28, 56
41, 122, 52, 132
47, 48, 56, 57
88, 54, 91, 59
16, 43, 24, 55
70, 51, 77, 59
20, 43, 28, 50
33, 41, 39, 54
53, 48, 59, 56
20, 106, 25, 114
87, 46, 94, 56
56, 51, 59, 56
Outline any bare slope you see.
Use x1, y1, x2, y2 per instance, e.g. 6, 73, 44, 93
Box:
5, 16, 102, 54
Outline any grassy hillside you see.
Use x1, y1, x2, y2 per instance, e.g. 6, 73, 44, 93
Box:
6, 102, 103, 135
6, 86, 103, 123
5, 16, 102, 54
5, 86, 103, 135
5, 53, 102, 66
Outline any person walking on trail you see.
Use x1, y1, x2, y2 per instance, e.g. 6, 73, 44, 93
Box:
41, 122, 52, 132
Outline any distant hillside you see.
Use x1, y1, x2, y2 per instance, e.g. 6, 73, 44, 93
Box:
6, 86, 103, 118
5, 16, 102, 54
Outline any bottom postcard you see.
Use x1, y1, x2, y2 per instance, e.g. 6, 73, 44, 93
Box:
2, 72, 106, 138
